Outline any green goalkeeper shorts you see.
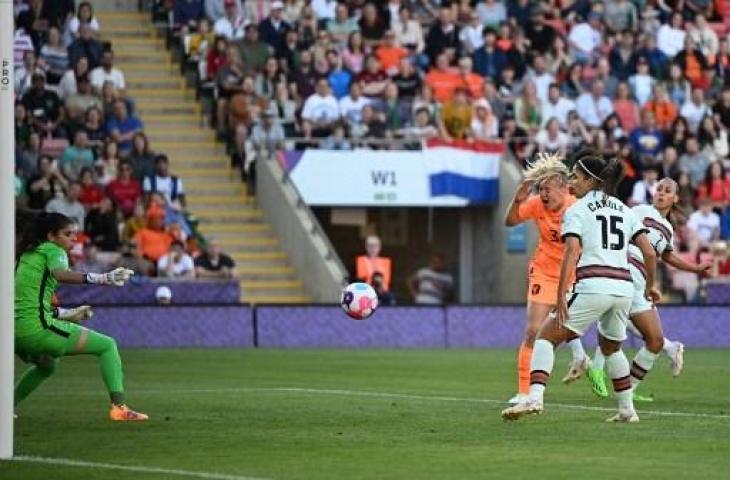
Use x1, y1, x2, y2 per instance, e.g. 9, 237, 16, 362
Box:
15, 320, 85, 363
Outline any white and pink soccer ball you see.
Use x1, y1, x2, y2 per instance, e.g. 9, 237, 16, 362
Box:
340, 282, 379, 320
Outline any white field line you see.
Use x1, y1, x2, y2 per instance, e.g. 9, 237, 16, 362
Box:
8, 455, 272, 480
40, 386, 730, 420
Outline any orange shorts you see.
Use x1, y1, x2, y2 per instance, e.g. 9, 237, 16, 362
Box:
527, 268, 559, 305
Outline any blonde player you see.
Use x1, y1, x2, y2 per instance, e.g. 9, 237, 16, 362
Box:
504, 153, 587, 404
502, 148, 659, 423
586, 178, 710, 401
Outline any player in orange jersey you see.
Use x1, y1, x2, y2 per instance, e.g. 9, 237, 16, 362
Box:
503, 153, 588, 404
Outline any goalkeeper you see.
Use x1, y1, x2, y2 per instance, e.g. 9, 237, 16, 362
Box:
14, 212, 147, 421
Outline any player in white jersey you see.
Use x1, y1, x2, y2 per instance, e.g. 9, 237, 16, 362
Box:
586, 178, 711, 401
502, 149, 659, 423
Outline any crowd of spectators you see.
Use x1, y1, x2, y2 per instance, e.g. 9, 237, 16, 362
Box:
13, 0, 234, 280
167, 0, 730, 297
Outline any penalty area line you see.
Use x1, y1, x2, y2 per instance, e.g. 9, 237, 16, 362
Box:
9, 455, 272, 480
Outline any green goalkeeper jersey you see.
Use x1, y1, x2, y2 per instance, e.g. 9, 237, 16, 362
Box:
15, 241, 69, 337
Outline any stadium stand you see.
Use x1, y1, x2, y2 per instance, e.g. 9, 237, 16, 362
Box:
13, 0, 730, 303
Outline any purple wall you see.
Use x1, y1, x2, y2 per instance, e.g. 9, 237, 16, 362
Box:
86, 306, 253, 348
256, 306, 445, 348
79, 305, 730, 348
58, 280, 240, 305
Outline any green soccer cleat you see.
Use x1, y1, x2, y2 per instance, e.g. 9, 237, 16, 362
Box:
632, 391, 654, 403
587, 367, 609, 399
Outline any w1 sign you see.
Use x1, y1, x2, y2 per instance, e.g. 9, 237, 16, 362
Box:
278, 139, 504, 207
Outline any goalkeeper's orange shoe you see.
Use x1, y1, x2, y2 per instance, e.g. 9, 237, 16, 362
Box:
109, 404, 149, 421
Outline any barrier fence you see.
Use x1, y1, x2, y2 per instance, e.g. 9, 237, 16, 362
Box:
85, 305, 730, 349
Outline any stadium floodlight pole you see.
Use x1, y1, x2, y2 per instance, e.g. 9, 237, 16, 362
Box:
0, 0, 15, 460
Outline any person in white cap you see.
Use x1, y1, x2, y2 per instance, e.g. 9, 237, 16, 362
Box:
155, 285, 173, 305
257, 1, 290, 52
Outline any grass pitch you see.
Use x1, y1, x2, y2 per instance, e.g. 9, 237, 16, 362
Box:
2, 348, 730, 479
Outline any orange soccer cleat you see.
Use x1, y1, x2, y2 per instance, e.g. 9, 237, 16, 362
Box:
109, 404, 149, 421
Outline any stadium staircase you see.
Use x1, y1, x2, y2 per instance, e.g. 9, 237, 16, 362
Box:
97, 10, 310, 304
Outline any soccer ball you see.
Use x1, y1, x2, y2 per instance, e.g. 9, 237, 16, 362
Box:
340, 282, 379, 320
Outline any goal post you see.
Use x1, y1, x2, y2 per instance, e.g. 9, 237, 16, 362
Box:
0, 0, 16, 460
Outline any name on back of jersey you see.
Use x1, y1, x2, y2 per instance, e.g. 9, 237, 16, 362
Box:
586, 197, 625, 213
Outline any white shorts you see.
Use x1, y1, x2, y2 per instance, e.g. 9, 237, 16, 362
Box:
563, 292, 631, 342
629, 261, 654, 316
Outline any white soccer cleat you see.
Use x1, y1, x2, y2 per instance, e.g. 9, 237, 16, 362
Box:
507, 393, 528, 405
501, 399, 543, 421
561, 356, 590, 384
670, 341, 685, 377
606, 410, 640, 423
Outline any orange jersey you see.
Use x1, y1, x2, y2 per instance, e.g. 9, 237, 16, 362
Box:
518, 194, 576, 280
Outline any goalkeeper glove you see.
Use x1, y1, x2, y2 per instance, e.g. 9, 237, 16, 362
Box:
57, 305, 94, 323
85, 268, 135, 286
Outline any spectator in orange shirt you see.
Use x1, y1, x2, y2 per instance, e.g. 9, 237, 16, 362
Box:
643, 84, 678, 130
456, 56, 484, 99
133, 210, 174, 268
355, 234, 392, 291
424, 53, 460, 103
375, 30, 409, 77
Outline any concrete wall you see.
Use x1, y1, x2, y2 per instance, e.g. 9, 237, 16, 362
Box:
468, 155, 536, 303
256, 158, 349, 302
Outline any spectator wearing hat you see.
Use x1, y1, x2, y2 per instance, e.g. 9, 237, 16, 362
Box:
195, 238, 236, 279
258, 1, 290, 52
158, 240, 196, 279
246, 111, 285, 181
155, 286, 173, 304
